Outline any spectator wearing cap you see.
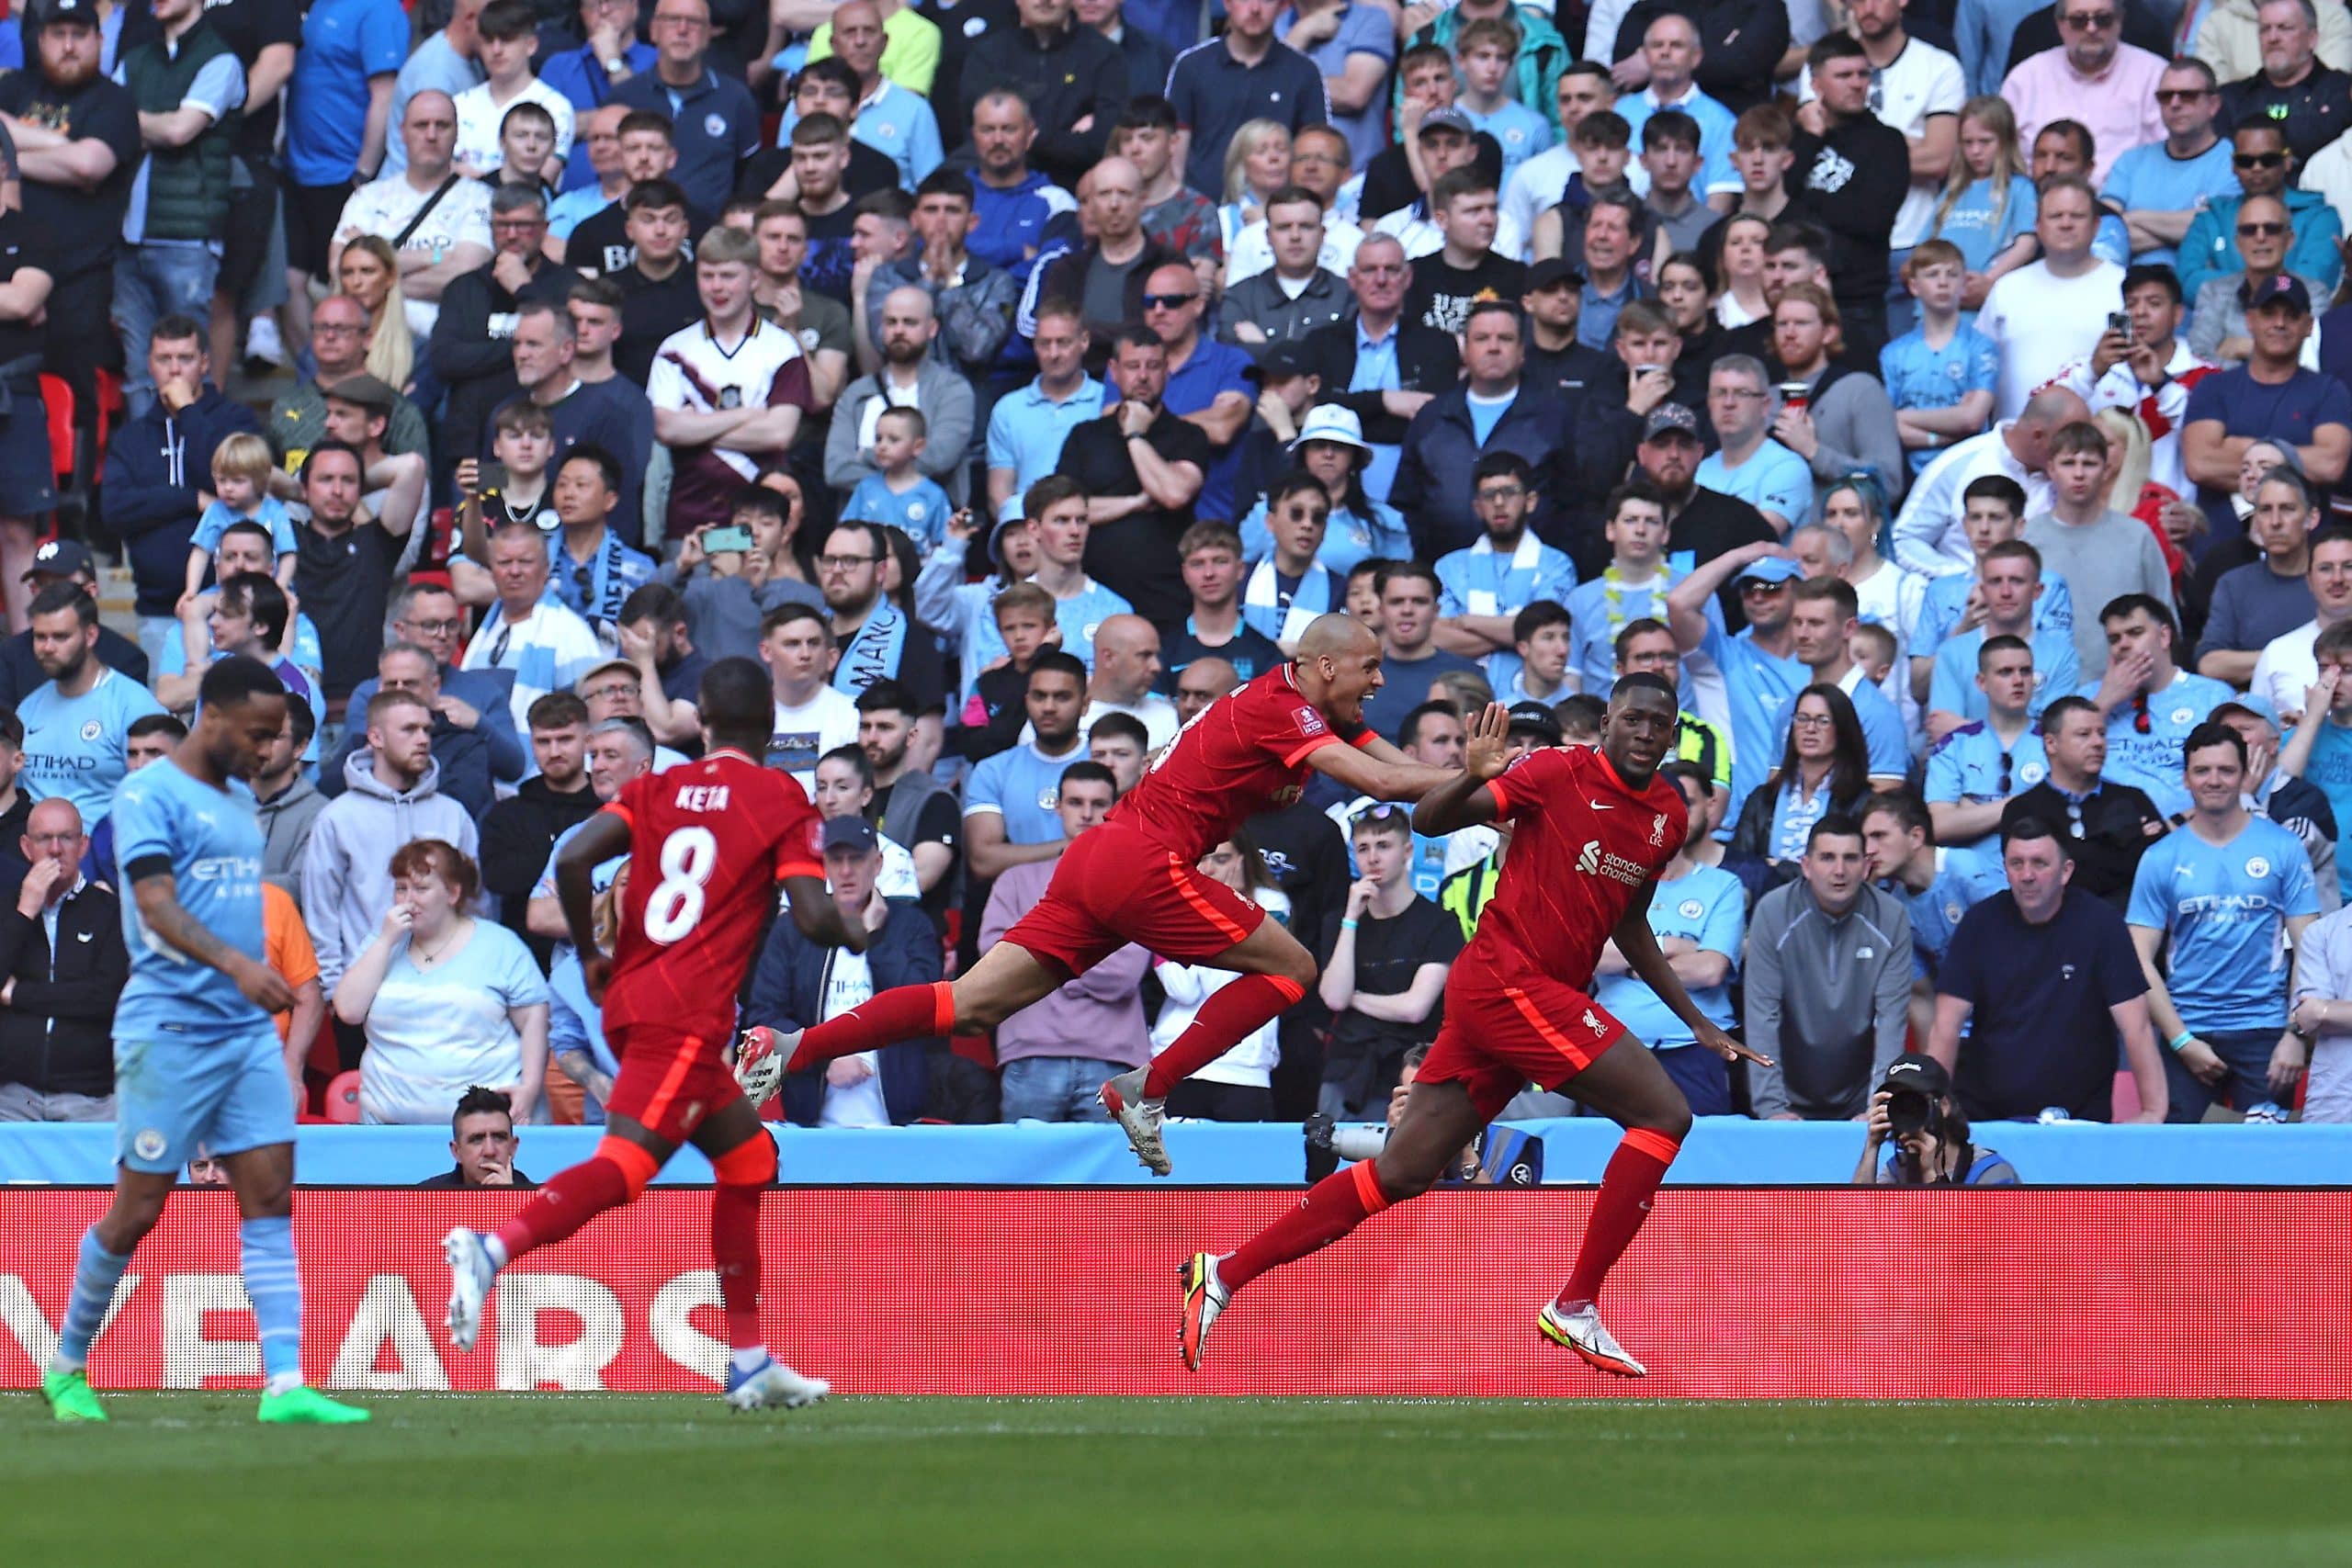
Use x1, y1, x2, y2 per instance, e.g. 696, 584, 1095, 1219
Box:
1631, 401, 1777, 623
0, 0, 140, 422
747, 815, 940, 1128
1226, 343, 1323, 521
2188, 200, 2335, 368
1519, 255, 1618, 404
110, 0, 246, 420
1855, 1053, 2022, 1185
2181, 274, 2352, 547
265, 293, 432, 476
1667, 538, 1808, 826
1238, 402, 1413, 576
414, 1085, 538, 1188
1299, 231, 1462, 503
1372, 106, 1519, 254
1217, 186, 1351, 358
96, 315, 264, 675
1391, 299, 1589, 562
0, 543, 148, 712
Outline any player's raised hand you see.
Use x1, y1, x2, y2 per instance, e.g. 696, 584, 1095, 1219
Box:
1695, 1021, 1770, 1068
1463, 701, 1512, 780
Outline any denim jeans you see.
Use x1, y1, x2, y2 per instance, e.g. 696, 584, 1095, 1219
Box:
115, 242, 221, 417
2165, 1026, 2288, 1122
997, 1055, 1120, 1123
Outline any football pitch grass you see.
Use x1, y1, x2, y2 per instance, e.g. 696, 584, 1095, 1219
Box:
4, 1393, 2349, 1565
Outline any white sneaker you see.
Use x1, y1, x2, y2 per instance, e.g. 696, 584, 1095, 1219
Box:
1537, 1300, 1646, 1377
442, 1227, 498, 1354
243, 315, 286, 368
734, 1025, 795, 1105
723, 1353, 831, 1411
1100, 1066, 1170, 1177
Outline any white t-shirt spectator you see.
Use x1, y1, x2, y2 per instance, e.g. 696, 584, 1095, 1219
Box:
767, 687, 860, 792
452, 77, 576, 175
817, 948, 888, 1127
1148, 885, 1292, 1087
1978, 258, 2125, 419
334, 174, 494, 339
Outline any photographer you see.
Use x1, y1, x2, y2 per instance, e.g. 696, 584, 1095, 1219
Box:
1854, 1055, 2019, 1188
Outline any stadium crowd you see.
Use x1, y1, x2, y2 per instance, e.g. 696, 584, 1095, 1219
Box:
7, 0, 2352, 1145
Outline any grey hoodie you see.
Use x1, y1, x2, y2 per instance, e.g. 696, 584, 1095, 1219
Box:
255, 773, 326, 897
300, 751, 479, 998
1743, 878, 1914, 1120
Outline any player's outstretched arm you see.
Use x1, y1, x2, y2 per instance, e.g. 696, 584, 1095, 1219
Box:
781, 873, 872, 954
130, 873, 296, 1013
1410, 702, 1511, 837
1305, 733, 1456, 804
1612, 882, 1771, 1069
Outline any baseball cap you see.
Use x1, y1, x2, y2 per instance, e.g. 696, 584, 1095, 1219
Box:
22, 537, 93, 582
1418, 106, 1474, 140
1733, 556, 1805, 587
1641, 403, 1702, 443
2214, 694, 2282, 730
1505, 701, 1563, 745
1525, 257, 1584, 292
1250, 344, 1316, 383
576, 659, 639, 693
39, 0, 99, 26
2252, 275, 2313, 315
820, 817, 878, 853
324, 373, 400, 412
1878, 1053, 1951, 1100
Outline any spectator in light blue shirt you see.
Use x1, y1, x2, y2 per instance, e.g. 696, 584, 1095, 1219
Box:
2128, 721, 2321, 1119
985, 302, 1104, 519
2080, 593, 2234, 819
1277, 1, 1395, 173
16, 585, 166, 829
2098, 59, 2238, 271
1783, 575, 1911, 784
1433, 450, 1576, 694
1883, 240, 2002, 474
1698, 355, 1814, 533
1924, 634, 2052, 863
1668, 541, 1810, 829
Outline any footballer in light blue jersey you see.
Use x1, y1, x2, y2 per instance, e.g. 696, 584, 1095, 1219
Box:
40, 657, 367, 1427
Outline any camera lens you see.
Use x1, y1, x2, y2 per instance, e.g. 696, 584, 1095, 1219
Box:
1887, 1090, 1931, 1138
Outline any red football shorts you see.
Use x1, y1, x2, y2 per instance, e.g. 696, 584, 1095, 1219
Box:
1413, 961, 1628, 1123
1001, 823, 1268, 976
601, 1025, 743, 1146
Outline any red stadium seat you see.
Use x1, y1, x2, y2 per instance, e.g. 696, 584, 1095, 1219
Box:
322, 1070, 363, 1124
92, 368, 126, 479
37, 373, 72, 484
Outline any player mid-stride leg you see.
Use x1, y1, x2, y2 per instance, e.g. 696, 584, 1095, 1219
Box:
1179, 1033, 1692, 1377
47, 1136, 368, 1425
445, 1095, 828, 1409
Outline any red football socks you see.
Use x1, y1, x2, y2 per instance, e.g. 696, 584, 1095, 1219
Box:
1141, 973, 1306, 1100
709, 1181, 764, 1352
786, 980, 956, 1072
494, 1156, 630, 1262
1221, 1158, 1395, 1292
1555, 1128, 1681, 1308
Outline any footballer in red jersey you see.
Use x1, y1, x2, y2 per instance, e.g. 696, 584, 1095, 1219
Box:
736, 614, 1479, 1176
1179, 675, 1773, 1379
441, 659, 867, 1413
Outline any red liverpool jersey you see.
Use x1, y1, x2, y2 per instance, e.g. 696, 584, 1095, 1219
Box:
1472, 745, 1689, 987
1108, 662, 1374, 861
600, 749, 825, 1043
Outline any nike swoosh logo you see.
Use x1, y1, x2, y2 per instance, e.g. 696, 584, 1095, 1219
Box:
1589, 802, 1614, 811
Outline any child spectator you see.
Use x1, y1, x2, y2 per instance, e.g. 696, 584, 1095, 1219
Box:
454, 403, 560, 588
842, 408, 955, 554
1533, 110, 1634, 263
1850, 622, 1900, 690
960, 583, 1057, 763
183, 434, 297, 608
1883, 240, 2002, 475
1640, 110, 1712, 263
1455, 17, 1552, 186
1555, 693, 1606, 746
453, 0, 575, 184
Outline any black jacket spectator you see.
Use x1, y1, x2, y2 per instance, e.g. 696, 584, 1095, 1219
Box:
748, 898, 940, 1127
1300, 318, 1461, 449
98, 382, 264, 620
428, 257, 585, 467
958, 17, 1129, 187
2001, 781, 2169, 908
1359, 132, 1502, 225
1390, 381, 1592, 559
2222, 62, 2352, 164
478, 773, 603, 960
1056, 404, 1215, 625
1787, 115, 1910, 362
0, 875, 127, 1100
1612, 0, 1790, 112
1036, 234, 1181, 371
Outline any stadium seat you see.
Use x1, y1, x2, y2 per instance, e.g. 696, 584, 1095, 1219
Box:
92, 368, 124, 470
322, 1070, 363, 1125
37, 373, 73, 485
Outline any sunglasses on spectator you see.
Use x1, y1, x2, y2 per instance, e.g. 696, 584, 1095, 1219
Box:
2235, 152, 2289, 169
2062, 8, 2118, 25
1141, 293, 1199, 310
2154, 88, 2211, 103
2239, 220, 2289, 237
